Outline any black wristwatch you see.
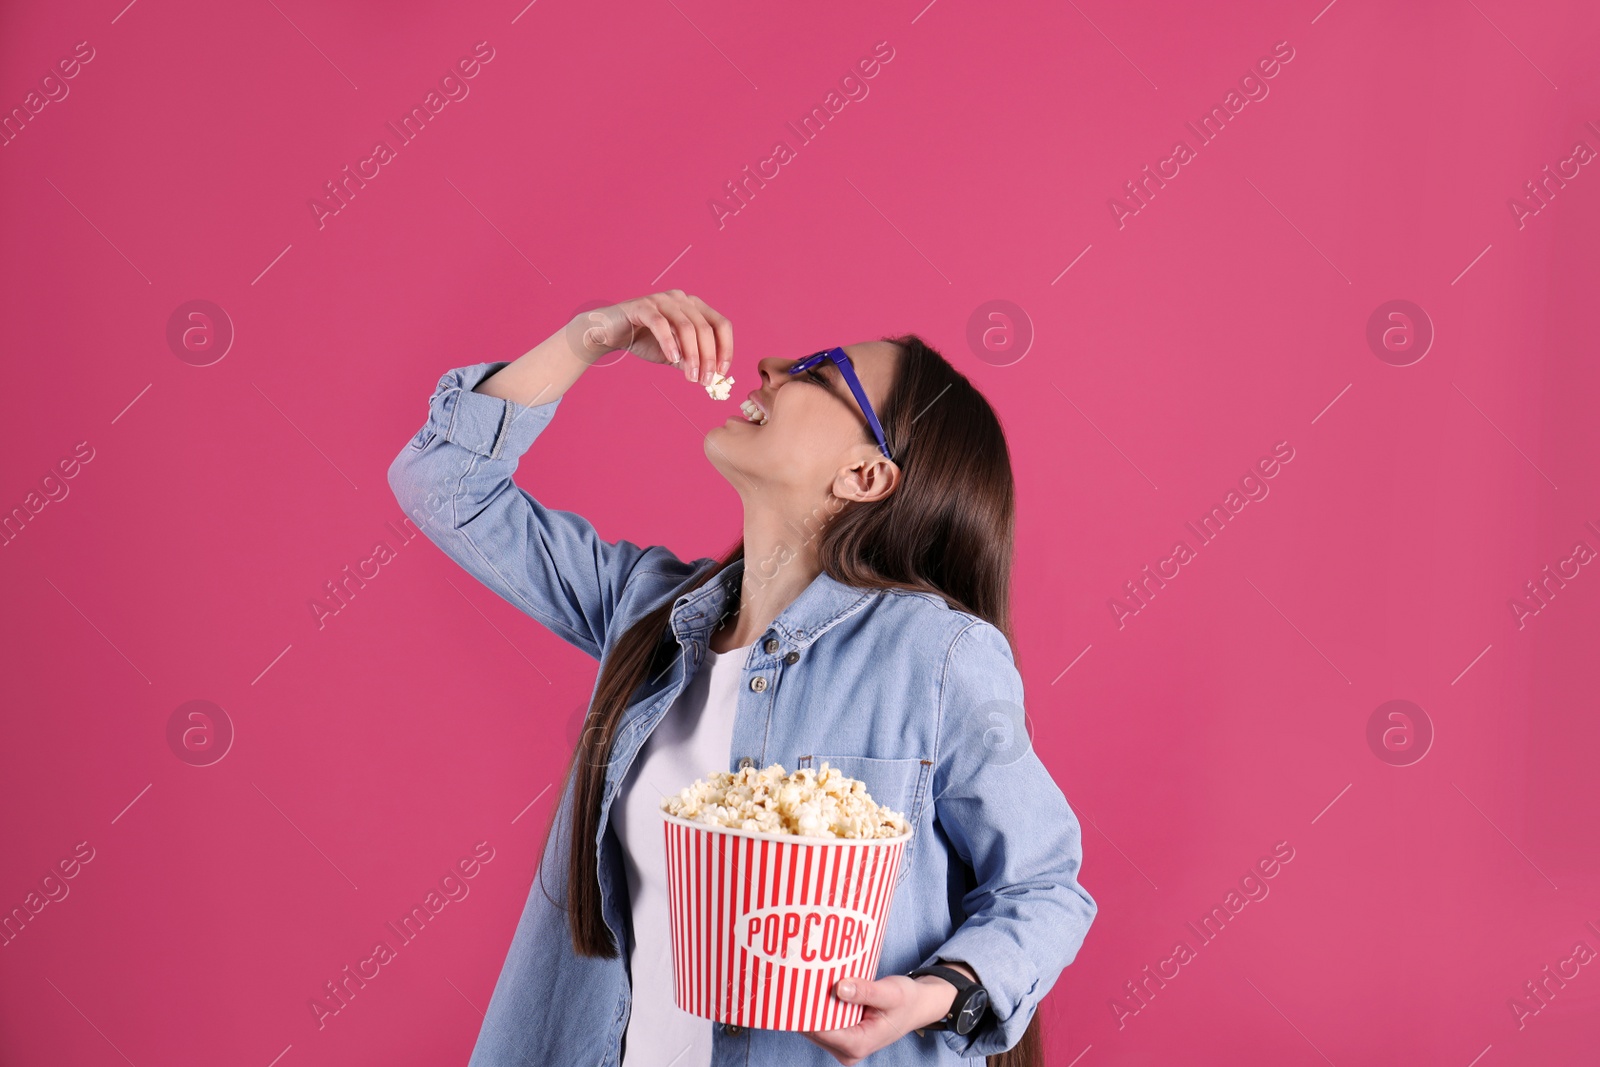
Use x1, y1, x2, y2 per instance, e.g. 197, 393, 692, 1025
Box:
907, 963, 990, 1036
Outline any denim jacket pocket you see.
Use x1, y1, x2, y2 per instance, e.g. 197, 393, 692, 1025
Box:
799, 754, 932, 879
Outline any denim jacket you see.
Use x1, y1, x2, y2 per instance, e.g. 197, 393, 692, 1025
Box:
386, 361, 1098, 1066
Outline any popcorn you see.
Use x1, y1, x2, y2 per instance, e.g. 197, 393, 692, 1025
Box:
704, 371, 735, 400
662, 762, 910, 840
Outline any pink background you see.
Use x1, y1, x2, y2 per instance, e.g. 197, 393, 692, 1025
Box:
3, 0, 1598, 1064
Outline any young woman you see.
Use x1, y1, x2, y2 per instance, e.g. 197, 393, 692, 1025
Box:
387, 291, 1097, 1067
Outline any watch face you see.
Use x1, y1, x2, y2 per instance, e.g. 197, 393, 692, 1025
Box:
955, 987, 990, 1035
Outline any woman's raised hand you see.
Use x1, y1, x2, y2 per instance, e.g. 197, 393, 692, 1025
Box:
570, 291, 733, 386
476, 291, 731, 407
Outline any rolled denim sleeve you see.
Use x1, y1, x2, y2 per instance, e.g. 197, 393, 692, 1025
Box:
386, 360, 690, 661
917, 620, 1098, 1057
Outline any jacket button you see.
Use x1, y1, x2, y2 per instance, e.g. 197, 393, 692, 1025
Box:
723, 1023, 742, 1035
784, 650, 800, 664
763, 637, 780, 654
738, 756, 755, 770
750, 676, 768, 692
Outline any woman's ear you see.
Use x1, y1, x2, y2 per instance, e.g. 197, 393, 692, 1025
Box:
833, 452, 900, 503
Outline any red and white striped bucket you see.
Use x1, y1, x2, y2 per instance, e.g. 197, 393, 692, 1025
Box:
661, 811, 911, 1031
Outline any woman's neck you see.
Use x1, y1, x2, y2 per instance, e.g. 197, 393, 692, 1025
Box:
707, 500, 832, 653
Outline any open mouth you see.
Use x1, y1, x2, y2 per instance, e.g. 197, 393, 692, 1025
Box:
739, 397, 769, 425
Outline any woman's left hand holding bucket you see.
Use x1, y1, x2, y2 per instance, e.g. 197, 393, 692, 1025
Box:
801, 972, 961, 1065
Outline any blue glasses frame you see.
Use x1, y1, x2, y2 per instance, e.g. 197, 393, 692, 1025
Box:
787, 346, 894, 461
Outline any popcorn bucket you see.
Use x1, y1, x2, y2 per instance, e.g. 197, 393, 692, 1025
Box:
661, 811, 911, 1031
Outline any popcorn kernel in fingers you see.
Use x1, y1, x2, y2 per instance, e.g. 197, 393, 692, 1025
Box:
704, 371, 735, 400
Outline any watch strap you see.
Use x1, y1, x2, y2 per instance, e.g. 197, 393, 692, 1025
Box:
907, 964, 978, 1031
908, 964, 975, 992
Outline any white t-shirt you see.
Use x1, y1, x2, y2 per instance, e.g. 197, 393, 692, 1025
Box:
613, 640, 753, 1067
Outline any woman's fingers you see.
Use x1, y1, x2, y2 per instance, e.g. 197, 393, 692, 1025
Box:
694, 295, 734, 377
657, 294, 704, 382
632, 303, 681, 366
835, 976, 903, 1013
686, 305, 718, 384
615, 291, 732, 383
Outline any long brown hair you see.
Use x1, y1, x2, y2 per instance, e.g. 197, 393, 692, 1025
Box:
539, 334, 1045, 1066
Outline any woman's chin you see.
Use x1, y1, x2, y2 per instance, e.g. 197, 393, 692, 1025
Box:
708, 417, 755, 442
703, 424, 738, 456
706, 427, 761, 476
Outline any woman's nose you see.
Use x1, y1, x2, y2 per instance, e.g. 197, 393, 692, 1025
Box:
758, 355, 791, 385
